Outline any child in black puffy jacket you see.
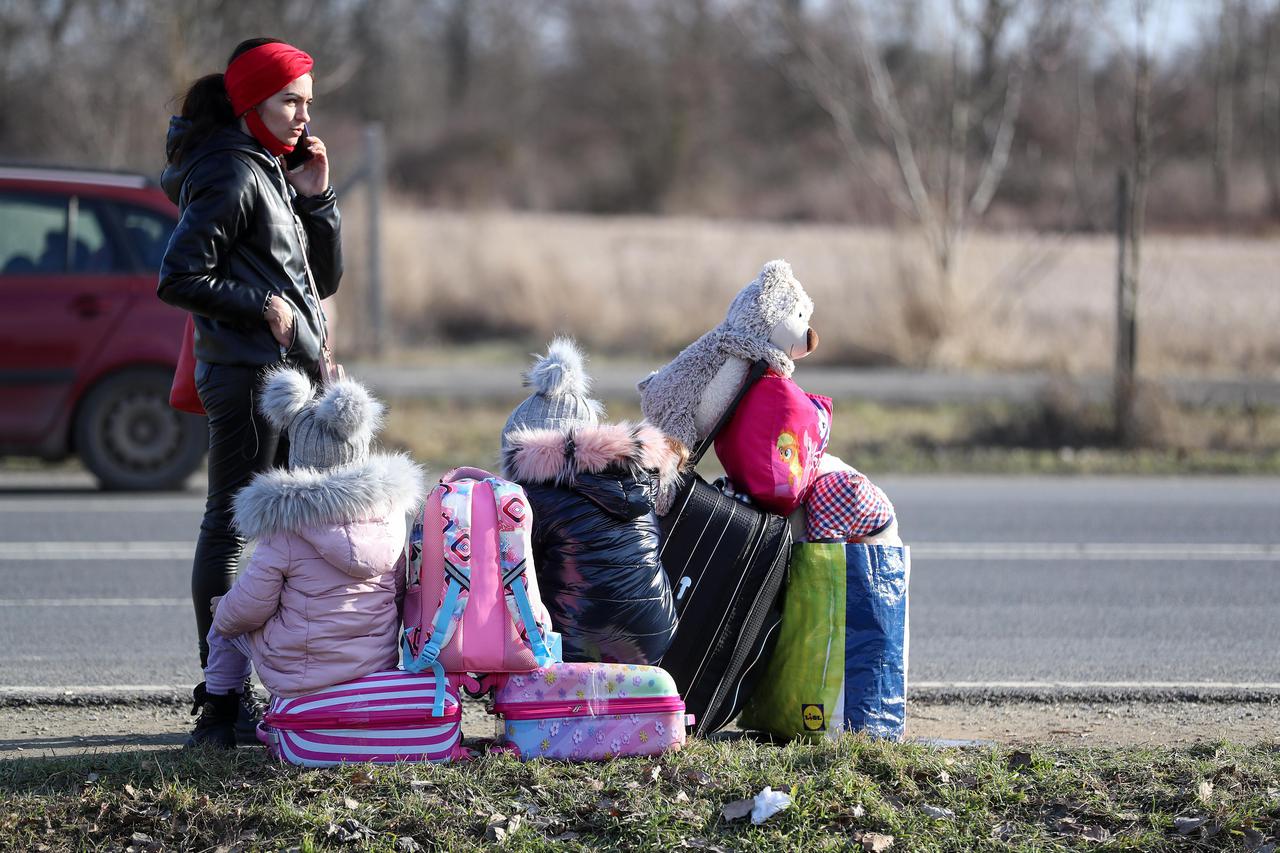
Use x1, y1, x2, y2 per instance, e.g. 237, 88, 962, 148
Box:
500, 338, 681, 665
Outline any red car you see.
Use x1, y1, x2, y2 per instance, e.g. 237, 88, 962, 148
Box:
0, 165, 207, 490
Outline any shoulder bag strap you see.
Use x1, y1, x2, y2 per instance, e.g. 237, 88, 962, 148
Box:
486, 479, 555, 666
689, 359, 770, 467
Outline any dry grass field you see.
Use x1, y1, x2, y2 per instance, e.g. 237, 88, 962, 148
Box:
332, 201, 1279, 379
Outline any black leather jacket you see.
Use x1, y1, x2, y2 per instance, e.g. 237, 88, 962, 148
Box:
503, 423, 680, 666
157, 119, 342, 371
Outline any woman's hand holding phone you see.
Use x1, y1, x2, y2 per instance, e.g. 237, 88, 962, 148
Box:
283, 132, 329, 197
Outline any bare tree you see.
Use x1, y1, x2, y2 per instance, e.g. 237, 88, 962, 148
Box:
1262, 1, 1280, 215
1111, 0, 1154, 444
775, 0, 1069, 359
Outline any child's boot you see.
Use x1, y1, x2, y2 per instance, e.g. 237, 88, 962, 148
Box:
184, 681, 239, 749
234, 677, 265, 746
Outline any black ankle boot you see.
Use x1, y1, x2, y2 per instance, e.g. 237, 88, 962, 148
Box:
234, 677, 265, 746
184, 682, 239, 749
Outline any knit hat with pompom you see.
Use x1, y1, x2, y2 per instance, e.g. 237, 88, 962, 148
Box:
258, 367, 385, 469
501, 337, 604, 450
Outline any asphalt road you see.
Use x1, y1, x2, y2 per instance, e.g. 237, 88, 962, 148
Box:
351, 361, 1280, 407
0, 471, 1276, 699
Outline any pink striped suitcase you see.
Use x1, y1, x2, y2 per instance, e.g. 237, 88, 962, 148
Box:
490, 662, 693, 761
258, 670, 465, 767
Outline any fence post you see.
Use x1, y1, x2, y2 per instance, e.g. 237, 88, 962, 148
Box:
1114, 170, 1137, 443
365, 122, 386, 357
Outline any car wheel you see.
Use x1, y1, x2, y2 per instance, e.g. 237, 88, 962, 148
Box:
74, 368, 208, 491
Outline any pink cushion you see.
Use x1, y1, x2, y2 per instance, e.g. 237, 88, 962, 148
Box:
714, 372, 832, 515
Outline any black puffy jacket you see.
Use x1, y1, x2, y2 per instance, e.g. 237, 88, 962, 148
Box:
157, 118, 342, 372
503, 422, 683, 666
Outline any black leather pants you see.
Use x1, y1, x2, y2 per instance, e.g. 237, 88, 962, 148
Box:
191, 362, 288, 668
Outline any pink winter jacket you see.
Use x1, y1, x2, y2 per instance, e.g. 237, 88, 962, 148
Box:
214, 453, 425, 698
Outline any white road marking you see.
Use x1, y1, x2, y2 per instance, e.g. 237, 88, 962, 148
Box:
0, 498, 204, 513
5, 541, 1277, 561
0, 685, 191, 697
0, 542, 194, 560
2, 682, 1278, 699
910, 543, 1280, 560
0, 598, 187, 606
915, 680, 1280, 691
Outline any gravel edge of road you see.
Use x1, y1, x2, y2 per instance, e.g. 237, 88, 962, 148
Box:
5, 686, 1279, 709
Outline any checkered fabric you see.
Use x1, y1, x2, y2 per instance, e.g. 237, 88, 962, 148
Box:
804, 469, 896, 542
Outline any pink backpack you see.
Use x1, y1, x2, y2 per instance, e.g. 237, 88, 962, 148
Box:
401, 468, 559, 711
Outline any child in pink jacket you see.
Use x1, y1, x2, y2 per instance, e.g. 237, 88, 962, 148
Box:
186, 368, 425, 748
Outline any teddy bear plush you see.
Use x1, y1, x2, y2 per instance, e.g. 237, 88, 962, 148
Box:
638, 259, 900, 546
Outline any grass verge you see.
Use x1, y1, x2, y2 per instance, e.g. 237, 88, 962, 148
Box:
381, 397, 1280, 477
1, 737, 1277, 851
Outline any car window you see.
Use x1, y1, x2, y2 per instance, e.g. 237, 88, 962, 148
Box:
0, 194, 66, 274
116, 205, 175, 271
71, 204, 121, 273
0, 193, 123, 275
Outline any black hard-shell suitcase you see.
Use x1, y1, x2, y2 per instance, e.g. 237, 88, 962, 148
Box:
657, 361, 792, 735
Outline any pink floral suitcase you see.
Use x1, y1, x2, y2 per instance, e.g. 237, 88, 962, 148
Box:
258, 670, 466, 767
490, 662, 692, 761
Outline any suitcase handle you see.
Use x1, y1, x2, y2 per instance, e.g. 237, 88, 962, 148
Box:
689, 359, 770, 466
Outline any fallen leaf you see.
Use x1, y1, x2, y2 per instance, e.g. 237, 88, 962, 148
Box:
1081, 825, 1111, 842
349, 770, 374, 786
852, 804, 866, 819
395, 837, 423, 853
854, 831, 894, 851
647, 766, 662, 784
1006, 751, 1032, 771
937, 770, 951, 785
1174, 816, 1207, 835
686, 763, 716, 783
1054, 817, 1081, 835
343, 797, 359, 810
1197, 780, 1214, 803
1114, 811, 1141, 821
122, 784, 139, 800
720, 798, 754, 822
549, 831, 581, 842
484, 814, 509, 843
921, 804, 955, 820
675, 791, 690, 804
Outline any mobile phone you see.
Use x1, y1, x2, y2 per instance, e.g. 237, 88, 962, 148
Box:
283, 124, 313, 171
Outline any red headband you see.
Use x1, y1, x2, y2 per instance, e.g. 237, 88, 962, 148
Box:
225, 42, 313, 117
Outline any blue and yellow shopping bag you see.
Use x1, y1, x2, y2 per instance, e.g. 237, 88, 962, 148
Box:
739, 543, 909, 741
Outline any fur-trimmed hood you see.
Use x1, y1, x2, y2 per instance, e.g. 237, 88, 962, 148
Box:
503, 422, 685, 518
232, 452, 426, 545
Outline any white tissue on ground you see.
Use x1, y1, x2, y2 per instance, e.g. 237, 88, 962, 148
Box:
751, 786, 793, 824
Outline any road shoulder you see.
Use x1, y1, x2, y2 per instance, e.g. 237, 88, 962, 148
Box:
3, 699, 1278, 760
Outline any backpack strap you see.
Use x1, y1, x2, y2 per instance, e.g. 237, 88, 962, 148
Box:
401, 480, 475, 714
487, 479, 556, 667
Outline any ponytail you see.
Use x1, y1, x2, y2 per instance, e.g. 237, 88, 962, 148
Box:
169, 73, 235, 166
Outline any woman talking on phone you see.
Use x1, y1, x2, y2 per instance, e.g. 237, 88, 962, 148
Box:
157, 37, 342, 746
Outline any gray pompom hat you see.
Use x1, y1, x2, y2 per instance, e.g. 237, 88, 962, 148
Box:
502, 337, 604, 449
259, 367, 386, 470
